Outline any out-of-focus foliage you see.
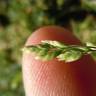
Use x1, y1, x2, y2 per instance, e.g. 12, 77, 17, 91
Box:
72, 16, 96, 44
0, 0, 96, 96
82, 0, 96, 11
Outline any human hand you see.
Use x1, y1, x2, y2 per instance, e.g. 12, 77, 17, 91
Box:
22, 26, 96, 96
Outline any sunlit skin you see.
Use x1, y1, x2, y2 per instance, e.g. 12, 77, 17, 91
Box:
22, 26, 96, 96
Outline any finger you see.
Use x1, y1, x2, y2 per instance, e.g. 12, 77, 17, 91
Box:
22, 26, 96, 96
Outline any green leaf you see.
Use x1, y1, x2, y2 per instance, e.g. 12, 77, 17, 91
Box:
41, 40, 67, 48
22, 46, 38, 53
36, 50, 61, 61
57, 50, 82, 62
36, 48, 48, 58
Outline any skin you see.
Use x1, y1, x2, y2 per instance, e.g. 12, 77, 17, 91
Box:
22, 26, 96, 96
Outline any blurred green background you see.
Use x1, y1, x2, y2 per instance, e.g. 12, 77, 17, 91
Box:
0, 0, 96, 96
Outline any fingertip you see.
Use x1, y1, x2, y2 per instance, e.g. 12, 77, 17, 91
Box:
22, 26, 96, 96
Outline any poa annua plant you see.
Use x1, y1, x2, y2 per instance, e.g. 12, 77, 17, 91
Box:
22, 40, 96, 63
